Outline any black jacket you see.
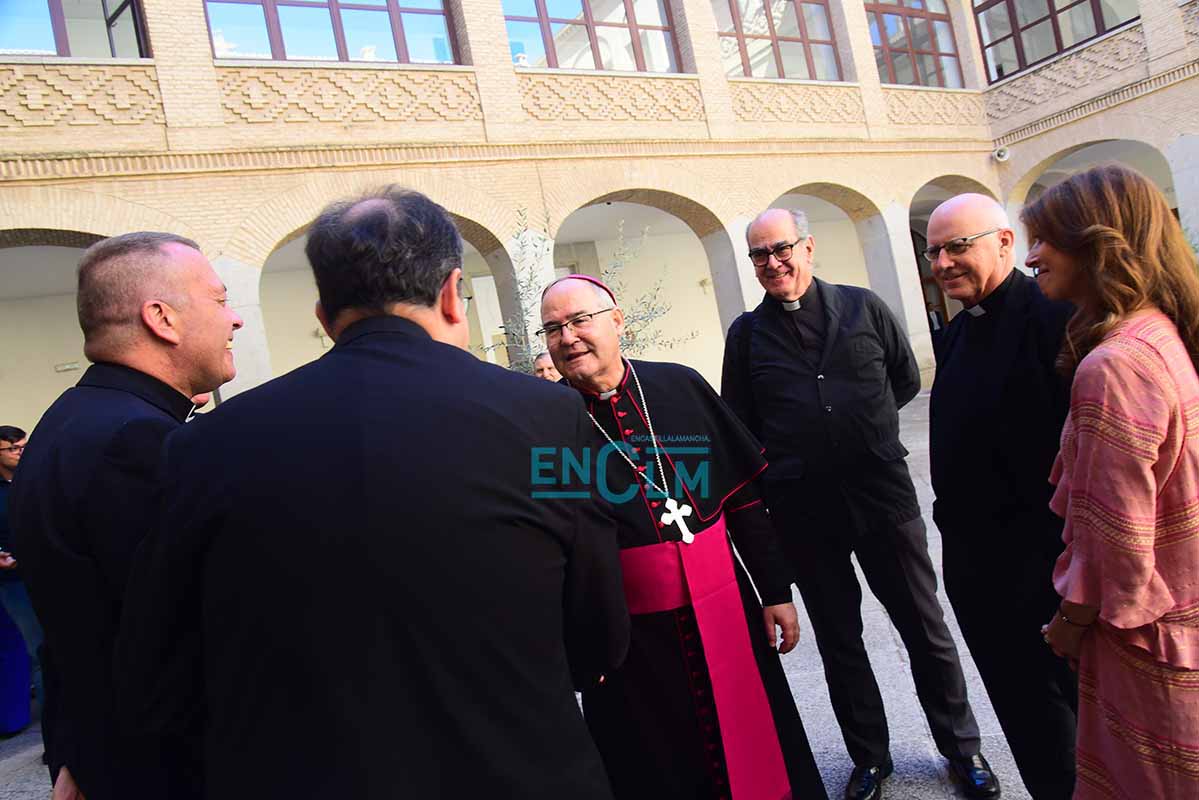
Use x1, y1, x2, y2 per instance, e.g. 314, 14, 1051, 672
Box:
9, 363, 200, 800
723, 279, 921, 475
114, 315, 629, 800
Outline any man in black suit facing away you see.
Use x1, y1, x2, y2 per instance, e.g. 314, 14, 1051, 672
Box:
927, 193, 1077, 799
115, 187, 630, 800
11, 232, 244, 800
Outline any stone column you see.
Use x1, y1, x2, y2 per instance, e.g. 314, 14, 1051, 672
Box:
1167, 133, 1199, 241
827, 0, 889, 130
453, 0, 529, 141
701, 222, 751, 334
1137, 0, 1197, 74
140, 0, 227, 151
856, 203, 936, 384
489, 229, 555, 369
946, 0, 988, 89
211, 256, 274, 399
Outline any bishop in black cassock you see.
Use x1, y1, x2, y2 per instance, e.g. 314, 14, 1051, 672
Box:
927, 194, 1077, 799
541, 275, 827, 800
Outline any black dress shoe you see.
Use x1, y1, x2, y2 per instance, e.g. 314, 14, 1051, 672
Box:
947, 753, 1001, 798
844, 758, 893, 800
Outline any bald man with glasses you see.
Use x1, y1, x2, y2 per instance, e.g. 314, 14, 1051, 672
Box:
722, 208, 997, 800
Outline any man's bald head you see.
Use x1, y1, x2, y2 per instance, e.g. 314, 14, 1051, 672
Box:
77, 232, 200, 348
926, 193, 1015, 306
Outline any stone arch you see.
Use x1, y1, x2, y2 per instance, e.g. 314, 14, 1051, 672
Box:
1006, 138, 1174, 209
552, 188, 737, 386
0, 187, 195, 243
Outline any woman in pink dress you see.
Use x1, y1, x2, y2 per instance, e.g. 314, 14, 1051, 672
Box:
1022, 164, 1199, 798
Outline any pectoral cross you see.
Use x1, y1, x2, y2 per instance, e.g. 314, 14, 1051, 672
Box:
661, 497, 695, 544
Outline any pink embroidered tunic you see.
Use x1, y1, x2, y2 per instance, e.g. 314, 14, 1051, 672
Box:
1050, 310, 1199, 798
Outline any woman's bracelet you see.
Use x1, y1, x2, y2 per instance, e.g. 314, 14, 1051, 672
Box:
1058, 609, 1093, 628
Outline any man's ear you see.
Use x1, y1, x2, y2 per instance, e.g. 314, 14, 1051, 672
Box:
439, 267, 468, 326
141, 299, 181, 345
610, 305, 626, 337
315, 301, 336, 340
998, 227, 1016, 252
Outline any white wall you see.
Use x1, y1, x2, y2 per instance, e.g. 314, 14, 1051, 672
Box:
807, 217, 871, 289
0, 293, 86, 431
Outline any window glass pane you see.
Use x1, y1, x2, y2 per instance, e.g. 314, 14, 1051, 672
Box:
868, 12, 882, 45
882, 14, 907, 48
874, 46, 890, 81
770, 0, 799, 36
546, 0, 586, 21
341, 9, 397, 61
501, 0, 539, 16
1020, 17, 1055, 62
916, 51, 939, 84
984, 38, 1018, 79
0, 0, 57, 54
63, 0, 111, 58
910, 16, 932, 50
933, 19, 954, 52
399, 0, 446, 9
744, 36, 778, 77
926, 0, 947, 12
1100, 0, 1138, 27
402, 13, 454, 63
719, 34, 744, 74
811, 41, 837, 78
109, 6, 141, 57
778, 39, 809, 78
207, 2, 272, 58
977, 5, 1012, 44
940, 54, 962, 86
802, 3, 831, 39
904, 0, 925, 8
278, 5, 339, 60
639, 29, 677, 71
506, 19, 546, 65
1059, 1, 1097, 45
738, 0, 770, 35
353, 0, 388, 4
550, 22, 595, 68
711, 0, 736, 31
595, 24, 635, 69
891, 50, 914, 83
1013, 0, 1049, 26
632, 0, 669, 26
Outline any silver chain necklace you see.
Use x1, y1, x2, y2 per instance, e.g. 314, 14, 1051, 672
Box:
582, 361, 695, 543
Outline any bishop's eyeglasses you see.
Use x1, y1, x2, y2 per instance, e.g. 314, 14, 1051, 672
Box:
922, 228, 1000, 262
748, 239, 802, 268
536, 308, 614, 339
0, 444, 24, 454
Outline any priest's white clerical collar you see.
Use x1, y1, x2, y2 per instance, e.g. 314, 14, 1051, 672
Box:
782, 299, 802, 311
966, 305, 986, 317
598, 388, 618, 400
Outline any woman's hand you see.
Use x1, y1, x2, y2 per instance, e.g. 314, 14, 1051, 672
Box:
1042, 602, 1096, 671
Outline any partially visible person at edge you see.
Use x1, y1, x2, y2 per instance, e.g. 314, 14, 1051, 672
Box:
1031, 163, 1199, 800
1, 424, 44, 734
9, 232, 243, 800
533, 350, 563, 382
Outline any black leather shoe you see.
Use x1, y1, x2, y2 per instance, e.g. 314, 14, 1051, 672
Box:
947, 754, 1001, 798
844, 758, 893, 800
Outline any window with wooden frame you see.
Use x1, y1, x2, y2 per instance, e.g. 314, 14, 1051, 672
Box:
973, 0, 1138, 82
711, 0, 841, 80
202, 0, 458, 64
502, 0, 682, 73
0, 0, 149, 58
866, 0, 963, 88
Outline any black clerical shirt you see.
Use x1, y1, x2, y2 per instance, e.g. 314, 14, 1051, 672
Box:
782, 279, 825, 371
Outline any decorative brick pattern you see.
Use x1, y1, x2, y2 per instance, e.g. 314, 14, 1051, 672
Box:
518, 73, 705, 122
217, 67, 483, 124
0, 228, 101, 248
984, 26, 1148, 121
1184, 0, 1199, 45
0, 64, 165, 128
884, 89, 986, 126
729, 81, 866, 123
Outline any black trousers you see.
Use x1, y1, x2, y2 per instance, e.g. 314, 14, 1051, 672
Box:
770, 484, 980, 767
939, 511, 1078, 800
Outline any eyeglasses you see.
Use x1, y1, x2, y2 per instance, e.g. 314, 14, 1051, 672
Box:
536, 308, 614, 339
0, 444, 24, 454
748, 239, 802, 268
457, 278, 474, 313
923, 229, 1000, 262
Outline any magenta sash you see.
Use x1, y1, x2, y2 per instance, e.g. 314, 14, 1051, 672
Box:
619, 515, 791, 800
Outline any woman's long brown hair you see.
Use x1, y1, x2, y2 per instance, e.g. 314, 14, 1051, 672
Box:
1020, 163, 1199, 377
